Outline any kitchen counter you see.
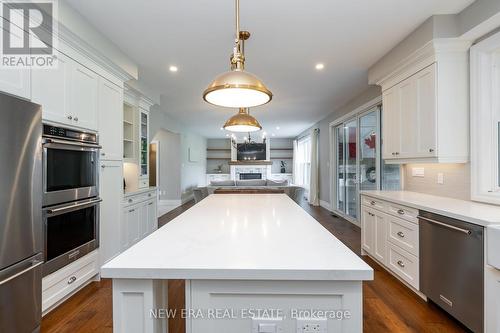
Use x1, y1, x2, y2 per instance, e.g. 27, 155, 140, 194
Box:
102, 194, 372, 280
361, 190, 500, 227
102, 194, 372, 332
123, 186, 157, 198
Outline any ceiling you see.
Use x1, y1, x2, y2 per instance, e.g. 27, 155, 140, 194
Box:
66, 0, 474, 138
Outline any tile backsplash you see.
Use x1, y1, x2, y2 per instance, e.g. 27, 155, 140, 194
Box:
403, 163, 470, 200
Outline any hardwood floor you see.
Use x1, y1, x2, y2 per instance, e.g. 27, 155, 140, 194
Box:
41, 199, 470, 333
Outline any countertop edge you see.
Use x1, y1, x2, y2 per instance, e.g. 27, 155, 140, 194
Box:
100, 267, 374, 281
360, 191, 500, 227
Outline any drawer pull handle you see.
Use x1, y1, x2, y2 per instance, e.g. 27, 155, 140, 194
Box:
129, 209, 135, 213
440, 295, 453, 307
397, 209, 405, 215
418, 216, 472, 235
397, 260, 405, 268
67, 115, 73, 120
67, 276, 77, 285
148, 202, 153, 206
397, 231, 405, 238
370, 201, 376, 206
128, 199, 133, 203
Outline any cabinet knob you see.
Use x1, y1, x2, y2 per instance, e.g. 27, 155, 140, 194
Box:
128, 199, 133, 203
67, 115, 73, 120
101, 152, 106, 156
397, 209, 405, 215
74, 117, 79, 121
129, 209, 135, 213
397, 231, 405, 238
429, 148, 434, 153
370, 201, 376, 206
101, 165, 106, 169
67, 276, 77, 284
397, 260, 405, 268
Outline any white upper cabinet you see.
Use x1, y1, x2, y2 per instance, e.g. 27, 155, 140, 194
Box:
0, 67, 31, 100
374, 40, 470, 164
70, 65, 99, 130
32, 50, 99, 131
32, 51, 71, 125
98, 79, 123, 160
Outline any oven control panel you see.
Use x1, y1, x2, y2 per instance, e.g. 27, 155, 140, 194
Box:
43, 124, 97, 143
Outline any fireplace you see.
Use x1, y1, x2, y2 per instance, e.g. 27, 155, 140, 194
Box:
240, 173, 262, 180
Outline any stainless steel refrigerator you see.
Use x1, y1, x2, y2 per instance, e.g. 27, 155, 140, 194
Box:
0, 92, 43, 333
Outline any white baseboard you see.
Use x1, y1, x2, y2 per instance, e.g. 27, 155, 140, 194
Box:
319, 200, 332, 211
159, 199, 181, 206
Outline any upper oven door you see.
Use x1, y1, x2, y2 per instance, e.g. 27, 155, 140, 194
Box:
43, 138, 100, 207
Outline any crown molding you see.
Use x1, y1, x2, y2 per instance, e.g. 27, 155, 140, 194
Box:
369, 38, 471, 90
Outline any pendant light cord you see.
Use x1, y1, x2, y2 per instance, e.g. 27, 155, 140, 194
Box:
235, 0, 240, 43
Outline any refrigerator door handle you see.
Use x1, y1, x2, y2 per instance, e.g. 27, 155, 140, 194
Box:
0, 260, 43, 286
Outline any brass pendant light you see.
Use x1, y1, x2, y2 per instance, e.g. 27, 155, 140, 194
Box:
203, 0, 272, 108
223, 108, 262, 132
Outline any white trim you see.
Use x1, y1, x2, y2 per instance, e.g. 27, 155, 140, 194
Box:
319, 200, 332, 211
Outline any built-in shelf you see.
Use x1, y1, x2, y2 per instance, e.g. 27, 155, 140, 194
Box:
228, 160, 273, 165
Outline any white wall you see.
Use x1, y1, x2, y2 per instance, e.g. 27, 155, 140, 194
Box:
152, 129, 181, 201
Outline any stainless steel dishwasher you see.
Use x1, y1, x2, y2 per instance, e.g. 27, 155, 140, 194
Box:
419, 211, 484, 333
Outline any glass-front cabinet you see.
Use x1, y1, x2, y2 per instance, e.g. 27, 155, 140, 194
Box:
139, 110, 149, 179
333, 105, 400, 222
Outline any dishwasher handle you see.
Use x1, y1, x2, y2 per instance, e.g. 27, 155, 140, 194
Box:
418, 216, 472, 235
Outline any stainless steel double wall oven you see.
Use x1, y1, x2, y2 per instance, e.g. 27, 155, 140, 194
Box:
42, 124, 101, 276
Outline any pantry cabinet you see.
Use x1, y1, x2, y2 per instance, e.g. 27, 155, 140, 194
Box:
375, 40, 470, 164
98, 79, 124, 160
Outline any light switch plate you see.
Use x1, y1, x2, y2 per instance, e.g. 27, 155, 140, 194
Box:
296, 318, 327, 333
412, 167, 425, 177
252, 318, 283, 333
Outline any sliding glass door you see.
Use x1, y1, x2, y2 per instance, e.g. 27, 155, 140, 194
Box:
334, 107, 381, 221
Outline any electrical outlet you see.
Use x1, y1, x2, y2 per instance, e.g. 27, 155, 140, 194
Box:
412, 167, 425, 177
437, 173, 444, 184
296, 318, 327, 333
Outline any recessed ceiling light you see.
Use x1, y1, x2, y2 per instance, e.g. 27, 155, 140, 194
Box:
220, 127, 224, 130
315, 63, 324, 70
225, 133, 229, 137
276, 126, 280, 130
169, 65, 178, 72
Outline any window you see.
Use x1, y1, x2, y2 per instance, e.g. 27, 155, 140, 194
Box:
296, 135, 311, 197
470, 31, 500, 204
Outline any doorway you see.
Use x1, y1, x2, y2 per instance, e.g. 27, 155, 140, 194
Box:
332, 106, 381, 223
149, 140, 159, 198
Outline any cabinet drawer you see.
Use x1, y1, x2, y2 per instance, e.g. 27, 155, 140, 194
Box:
139, 178, 149, 188
361, 196, 386, 211
387, 202, 418, 223
387, 243, 419, 290
387, 216, 419, 257
124, 191, 154, 206
42, 251, 98, 312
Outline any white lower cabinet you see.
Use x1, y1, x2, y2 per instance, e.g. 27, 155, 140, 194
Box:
485, 266, 500, 333
361, 206, 387, 265
42, 251, 99, 314
121, 189, 158, 251
361, 195, 420, 292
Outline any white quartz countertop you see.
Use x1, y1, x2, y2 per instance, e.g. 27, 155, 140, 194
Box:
101, 194, 373, 281
361, 191, 500, 227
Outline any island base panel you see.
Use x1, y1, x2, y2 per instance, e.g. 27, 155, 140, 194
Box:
112, 279, 168, 333
111, 279, 363, 333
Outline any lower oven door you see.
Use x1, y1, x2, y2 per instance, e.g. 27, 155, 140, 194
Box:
43, 139, 100, 207
43, 198, 101, 276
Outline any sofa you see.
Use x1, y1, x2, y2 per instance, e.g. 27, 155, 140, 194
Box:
194, 179, 305, 205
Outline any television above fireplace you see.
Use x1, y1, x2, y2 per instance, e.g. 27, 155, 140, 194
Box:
237, 143, 266, 161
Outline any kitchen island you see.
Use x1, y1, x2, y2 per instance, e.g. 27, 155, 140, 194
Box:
101, 194, 373, 333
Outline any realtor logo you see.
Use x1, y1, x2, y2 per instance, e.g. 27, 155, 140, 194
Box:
1, 0, 58, 68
